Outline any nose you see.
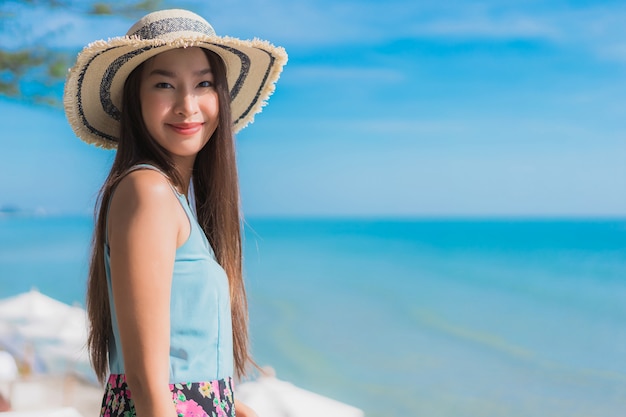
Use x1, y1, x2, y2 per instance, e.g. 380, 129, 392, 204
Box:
175, 89, 199, 117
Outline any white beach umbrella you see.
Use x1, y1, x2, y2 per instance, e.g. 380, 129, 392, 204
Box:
0, 290, 72, 325
0, 290, 90, 379
0, 406, 84, 417
237, 373, 364, 417
0, 350, 18, 381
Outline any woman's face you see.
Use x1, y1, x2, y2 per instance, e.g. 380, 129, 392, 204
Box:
139, 47, 219, 164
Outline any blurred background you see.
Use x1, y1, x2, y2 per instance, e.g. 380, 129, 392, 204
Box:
1, 1, 625, 416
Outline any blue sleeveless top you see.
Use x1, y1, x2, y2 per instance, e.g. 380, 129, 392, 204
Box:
104, 164, 234, 383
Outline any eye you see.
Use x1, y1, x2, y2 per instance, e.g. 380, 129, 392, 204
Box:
198, 81, 213, 88
155, 82, 173, 89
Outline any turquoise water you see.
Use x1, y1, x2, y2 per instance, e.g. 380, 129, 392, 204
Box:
1, 215, 625, 416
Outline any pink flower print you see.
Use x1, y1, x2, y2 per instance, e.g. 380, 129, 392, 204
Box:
211, 380, 221, 401
174, 390, 187, 403
112, 375, 122, 389
176, 398, 208, 417
215, 404, 228, 417
211, 397, 229, 417
223, 386, 232, 404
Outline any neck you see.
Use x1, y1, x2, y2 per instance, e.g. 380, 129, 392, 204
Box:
172, 156, 195, 196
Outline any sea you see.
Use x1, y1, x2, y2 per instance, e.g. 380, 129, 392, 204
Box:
1, 215, 625, 417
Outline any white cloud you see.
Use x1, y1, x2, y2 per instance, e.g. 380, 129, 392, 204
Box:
239, 130, 626, 217
408, 15, 558, 40
191, 0, 626, 73
597, 43, 626, 63
191, 0, 563, 45
264, 115, 617, 140
0, 3, 132, 49
283, 66, 405, 84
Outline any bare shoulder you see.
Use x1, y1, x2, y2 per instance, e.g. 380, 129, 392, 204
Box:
113, 168, 177, 208
108, 169, 182, 244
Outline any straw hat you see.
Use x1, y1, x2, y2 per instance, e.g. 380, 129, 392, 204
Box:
64, 9, 287, 149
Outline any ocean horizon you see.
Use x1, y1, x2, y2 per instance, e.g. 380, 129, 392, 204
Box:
1, 214, 625, 416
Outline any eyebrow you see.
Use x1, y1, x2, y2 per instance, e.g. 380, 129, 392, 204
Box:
147, 68, 213, 78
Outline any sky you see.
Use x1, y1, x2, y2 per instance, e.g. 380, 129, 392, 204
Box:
0, 0, 625, 217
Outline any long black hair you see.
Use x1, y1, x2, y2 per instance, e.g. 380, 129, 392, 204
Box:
86, 48, 251, 383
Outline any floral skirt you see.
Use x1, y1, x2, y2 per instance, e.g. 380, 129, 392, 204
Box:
101, 373, 235, 417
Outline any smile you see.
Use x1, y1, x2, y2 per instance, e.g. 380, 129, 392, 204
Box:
168, 122, 203, 135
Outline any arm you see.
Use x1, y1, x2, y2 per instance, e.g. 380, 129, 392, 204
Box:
235, 400, 258, 417
108, 170, 188, 417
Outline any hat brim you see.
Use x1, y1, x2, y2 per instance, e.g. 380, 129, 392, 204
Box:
64, 36, 287, 149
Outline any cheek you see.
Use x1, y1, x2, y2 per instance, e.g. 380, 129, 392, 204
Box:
141, 96, 167, 129
205, 94, 220, 120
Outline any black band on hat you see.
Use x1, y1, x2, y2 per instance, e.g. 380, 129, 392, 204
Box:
129, 17, 216, 39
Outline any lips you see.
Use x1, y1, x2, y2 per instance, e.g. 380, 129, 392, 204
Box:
167, 122, 203, 135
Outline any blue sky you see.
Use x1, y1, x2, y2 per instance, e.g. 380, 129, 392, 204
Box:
1, 0, 625, 217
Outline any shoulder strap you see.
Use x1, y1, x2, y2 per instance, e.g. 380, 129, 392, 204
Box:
125, 163, 182, 195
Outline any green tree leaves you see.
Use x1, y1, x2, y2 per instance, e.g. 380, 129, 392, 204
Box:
0, 0, 166, 107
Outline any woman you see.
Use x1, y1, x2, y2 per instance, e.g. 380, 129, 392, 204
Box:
63, 9, 287, 417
